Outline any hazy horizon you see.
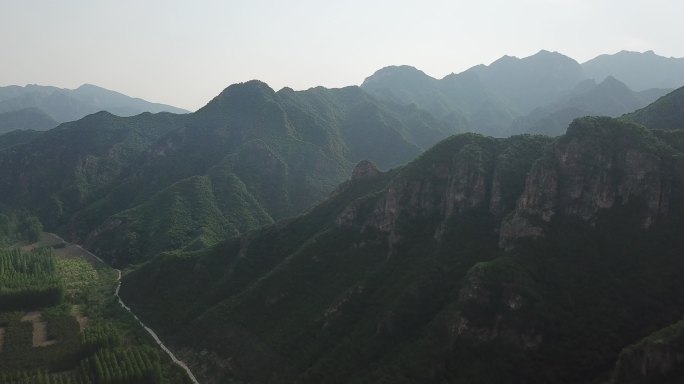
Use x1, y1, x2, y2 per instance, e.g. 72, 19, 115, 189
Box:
2, 0, 683, 111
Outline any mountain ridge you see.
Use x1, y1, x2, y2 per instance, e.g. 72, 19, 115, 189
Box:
0, 80, 461, 266
120, 116, 684, 383
0, 83, 189, 126
361, 50, 680, 137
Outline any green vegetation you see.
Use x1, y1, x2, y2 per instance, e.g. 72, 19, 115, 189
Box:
1, 64, 683, 383
0, 107, 57, 135
0, 345, 161, 384
120, 117, 684, 383
80, 324, 121, 354
0, 237, 191, 384
622, 86, 684, 131
79, 346, 162, 384
0, 248, 62, 310
0, 80, 464, 267
0, 213, 43, 247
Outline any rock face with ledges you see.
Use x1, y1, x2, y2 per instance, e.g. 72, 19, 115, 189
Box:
612, 319, 684, 384
500, 117, 675, 248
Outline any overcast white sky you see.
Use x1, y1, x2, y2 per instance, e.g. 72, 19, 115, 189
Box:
1, 0, 683, 111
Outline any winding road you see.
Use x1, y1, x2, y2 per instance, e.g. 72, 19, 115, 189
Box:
47, 233, 200, 384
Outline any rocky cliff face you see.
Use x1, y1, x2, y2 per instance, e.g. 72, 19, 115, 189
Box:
335, 117, 682, 356
336, 135, 499, 255
350, 159, 380, 181
336, 134, 545, 236
447, 259, 545, 351
612, 320, 684, 383
500, 117, 675, 248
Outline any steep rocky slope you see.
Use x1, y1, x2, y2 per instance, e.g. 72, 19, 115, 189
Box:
611, 319, 684, 384
121, 116, 684, 383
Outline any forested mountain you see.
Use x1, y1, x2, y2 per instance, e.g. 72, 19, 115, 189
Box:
120, 116, 684, 383
362, 50, 679, 137
0, 81, 459, 266
0, 129, 42, 150
0, 83, 189, 126
623, 86, 684, 131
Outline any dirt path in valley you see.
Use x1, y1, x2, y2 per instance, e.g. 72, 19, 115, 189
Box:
44, 233, 200, 384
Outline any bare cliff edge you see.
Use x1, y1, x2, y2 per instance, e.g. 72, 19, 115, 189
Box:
500, 117, 676, 248
121, 116, 684, 383
611, 319, 684, 384
337, 117, 679, 252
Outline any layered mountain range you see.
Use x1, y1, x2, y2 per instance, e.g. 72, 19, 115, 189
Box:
1, 49, 683, 383
0, 83, 188, 134
121, 114, 684, 383
0, 81, 459, 266
362, 50, 683, 137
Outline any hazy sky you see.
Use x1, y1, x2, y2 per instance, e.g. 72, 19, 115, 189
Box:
2, 0, 683, 111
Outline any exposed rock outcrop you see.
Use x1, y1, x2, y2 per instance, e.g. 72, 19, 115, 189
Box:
336, 135, 497, 254
500, 117, 675, 248
447, 259, 544, 351
612, 319, 684, 383
351, 160, 380, 181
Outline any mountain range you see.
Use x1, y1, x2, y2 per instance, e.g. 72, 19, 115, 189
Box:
1, 49, 684, 383
0, 81, 462, 266
0, 83, 189, 134
362, 50, 682, 137
120, 113, 684, 383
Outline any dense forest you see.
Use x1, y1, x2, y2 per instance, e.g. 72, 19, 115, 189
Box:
0, 248, 62, 309
120, 115, 684, 383
0, 213, 43, 247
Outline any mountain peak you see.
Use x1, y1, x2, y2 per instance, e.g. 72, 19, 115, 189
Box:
351, 160, 380, 181
372, 65, 424, 75
490, 54, 518, 66
582, 50, 684, 91
219, 80, 275, 96
532, 49, 566, 58
77, 83, 105, 90
598, 75, 629, 88
615, 50, 658, 57
361, 65, 434, 88
198, 80, 276, 113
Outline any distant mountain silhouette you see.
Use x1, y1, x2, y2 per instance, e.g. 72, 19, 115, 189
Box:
582, 50, 684, 91
0, 83, 189, 125
363, 50, 680, 137
0, 107, 58, 134
518, 76, 669, 136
